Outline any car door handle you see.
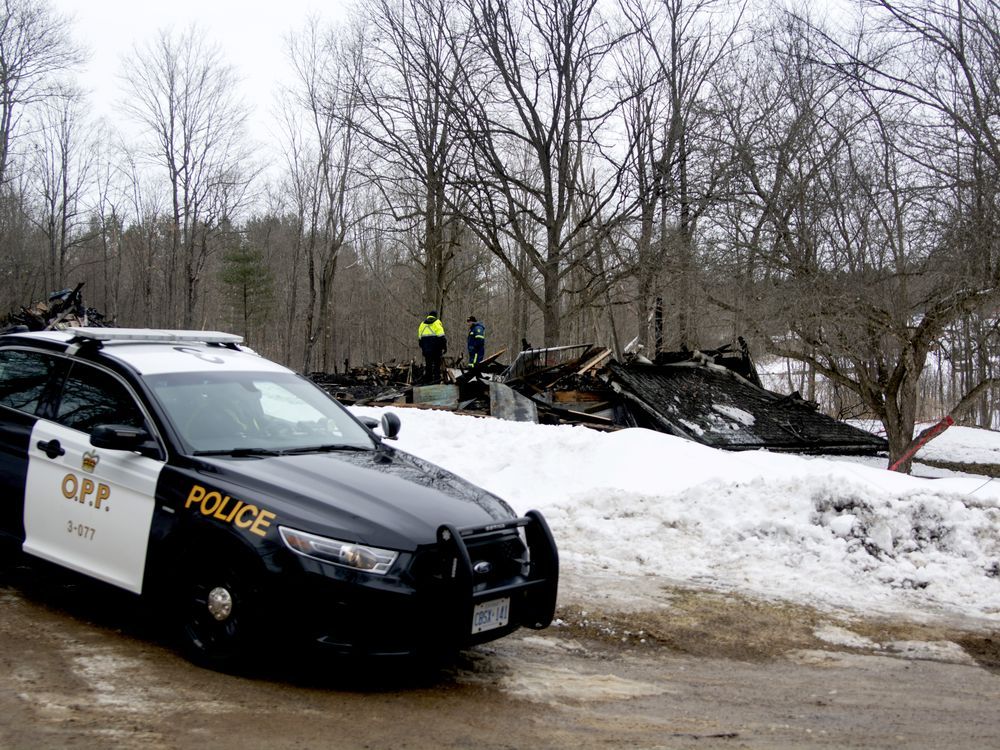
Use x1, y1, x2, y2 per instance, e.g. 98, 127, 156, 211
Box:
37, 439, 65, 459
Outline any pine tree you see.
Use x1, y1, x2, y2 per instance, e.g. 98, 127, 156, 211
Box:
219, 241, 273, 343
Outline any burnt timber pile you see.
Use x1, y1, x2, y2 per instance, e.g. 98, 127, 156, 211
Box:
310, 363, 417, 406
0, 285, 883, 456
1, 284, 113, 332
310, 341, 888, 456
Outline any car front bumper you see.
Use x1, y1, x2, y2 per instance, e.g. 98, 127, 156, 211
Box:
276, 511, 559, 657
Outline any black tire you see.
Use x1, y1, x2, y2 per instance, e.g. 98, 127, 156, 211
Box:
173, 553, 263, 671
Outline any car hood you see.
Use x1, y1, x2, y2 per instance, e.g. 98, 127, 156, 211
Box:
192, 446, 515, 550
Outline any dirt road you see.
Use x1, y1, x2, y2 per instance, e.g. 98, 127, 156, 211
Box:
1, 556, 998, 750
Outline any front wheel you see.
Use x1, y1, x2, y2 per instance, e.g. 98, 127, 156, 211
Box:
173, 555, 262, 671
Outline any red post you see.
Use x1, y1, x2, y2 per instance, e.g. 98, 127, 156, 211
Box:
888, 415, 956, 472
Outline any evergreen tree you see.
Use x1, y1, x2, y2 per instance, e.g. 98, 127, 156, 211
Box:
220, 240, 273, 343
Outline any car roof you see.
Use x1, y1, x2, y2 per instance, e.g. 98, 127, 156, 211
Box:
3, 329, 292, 376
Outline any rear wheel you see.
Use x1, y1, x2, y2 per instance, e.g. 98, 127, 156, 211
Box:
174, 555, 262, 670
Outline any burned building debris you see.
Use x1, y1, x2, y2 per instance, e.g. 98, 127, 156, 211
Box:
607, 360, 886, 454
1, 284, 113, 332
311, 341, 888, 456
3, 283, 881, 455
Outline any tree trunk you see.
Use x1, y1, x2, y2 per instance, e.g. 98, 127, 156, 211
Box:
542, 253, 561, 346
883, 376, 919, 473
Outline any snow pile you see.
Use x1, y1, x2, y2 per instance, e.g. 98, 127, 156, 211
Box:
352, 406, 1000, 624
913, 424, 1000, 466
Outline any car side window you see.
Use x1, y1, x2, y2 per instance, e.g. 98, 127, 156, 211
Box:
56, 363, 146, 435
0, 349, 61, 416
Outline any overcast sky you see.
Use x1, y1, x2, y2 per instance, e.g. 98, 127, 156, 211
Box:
52, 0, 852, 124
51, 0, 350, 141
49, 0, 854, 162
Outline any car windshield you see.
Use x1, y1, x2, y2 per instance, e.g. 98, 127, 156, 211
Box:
144, 371, 375, 454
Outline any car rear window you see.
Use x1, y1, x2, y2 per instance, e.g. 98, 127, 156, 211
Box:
0, 350, 62, 416
55, 362, 146, 434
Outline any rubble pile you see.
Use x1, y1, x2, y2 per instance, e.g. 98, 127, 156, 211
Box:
0, 283, 888, 454
310, 362, 415, 405
309, 344, 616, 426
1, 283, 113, 332
310, 340, 888, 455
0, 282, 884, 456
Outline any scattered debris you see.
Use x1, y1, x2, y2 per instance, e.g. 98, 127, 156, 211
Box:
0, 286, 888, 456
310, 362, 414, 405
310, 340, 888, 456
411, 384, 460, 409
1, 283, 114, 332
489, 382, 538, 423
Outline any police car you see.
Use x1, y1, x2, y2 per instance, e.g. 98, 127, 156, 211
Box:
0, 328, 558, 668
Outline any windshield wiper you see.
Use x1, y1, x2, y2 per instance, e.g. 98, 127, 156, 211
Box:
280, 444, 372, 455
192, 448, 284, 457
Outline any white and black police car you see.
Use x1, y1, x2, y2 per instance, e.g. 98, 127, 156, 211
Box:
0, 327, 557, 668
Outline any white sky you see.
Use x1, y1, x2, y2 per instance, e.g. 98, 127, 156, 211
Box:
52, 0, 855, 138
52, 0, 350, 141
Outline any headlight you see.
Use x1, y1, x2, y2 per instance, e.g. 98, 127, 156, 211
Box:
279, 527, 398, 575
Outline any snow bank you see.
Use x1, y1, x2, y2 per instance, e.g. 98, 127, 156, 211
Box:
913, 424, 1000, 466
352, 406, 1000, 624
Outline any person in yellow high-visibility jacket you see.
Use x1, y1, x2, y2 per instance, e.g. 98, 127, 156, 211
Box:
417, 310, 447, 383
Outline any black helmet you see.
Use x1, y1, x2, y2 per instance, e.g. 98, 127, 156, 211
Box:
467, 315, 477, 323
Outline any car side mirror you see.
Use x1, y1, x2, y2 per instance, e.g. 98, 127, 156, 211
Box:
380, 412, 401, 440
91, 424, 160, 458
359, 417, 378, 430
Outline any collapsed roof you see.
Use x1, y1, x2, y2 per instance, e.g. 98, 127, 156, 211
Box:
607, 360, 886, 454
316, 340, 888, 457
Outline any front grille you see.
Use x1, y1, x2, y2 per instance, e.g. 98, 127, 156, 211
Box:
466, 533, 528, 588
411, 530, 528, 589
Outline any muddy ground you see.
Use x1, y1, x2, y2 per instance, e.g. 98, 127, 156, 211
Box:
1, 554, 998, 750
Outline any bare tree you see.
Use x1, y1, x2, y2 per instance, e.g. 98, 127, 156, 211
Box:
284, 19, 366, 372
0, 0, 82, 190
122, 26, 254, 328
114, 146, 167, 327
710, 9, 854, 392
617, 0, 743, 352
797, 0, 1000, 470
269, 108, 310, 366
705, 4, 1000, 472
615, 18, 668, 352
89, 135, 130, 318
29, 86, 97, 293
359, 0, 472, 319
452, 0, 633, 346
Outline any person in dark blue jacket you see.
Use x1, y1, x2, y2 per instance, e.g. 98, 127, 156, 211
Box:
466, 316, 486, 366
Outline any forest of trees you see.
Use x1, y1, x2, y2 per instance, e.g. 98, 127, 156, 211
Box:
0, 0, 997, 469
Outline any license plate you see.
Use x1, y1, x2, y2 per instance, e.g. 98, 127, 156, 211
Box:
471, 597, 510, 634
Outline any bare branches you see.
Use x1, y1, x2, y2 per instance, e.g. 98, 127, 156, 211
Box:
0, 0, 83, 188
121, 26, 253, 328
356, 0, 471, 316
283, 17, 370, 372
450, 0, 633, 345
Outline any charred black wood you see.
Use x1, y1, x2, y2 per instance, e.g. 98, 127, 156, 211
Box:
606, 361, 886, 454
2, 283, 114, 333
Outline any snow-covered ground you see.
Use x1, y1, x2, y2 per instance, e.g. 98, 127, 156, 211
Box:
911, 424, 1000, 466
352, 406, 1000, 629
